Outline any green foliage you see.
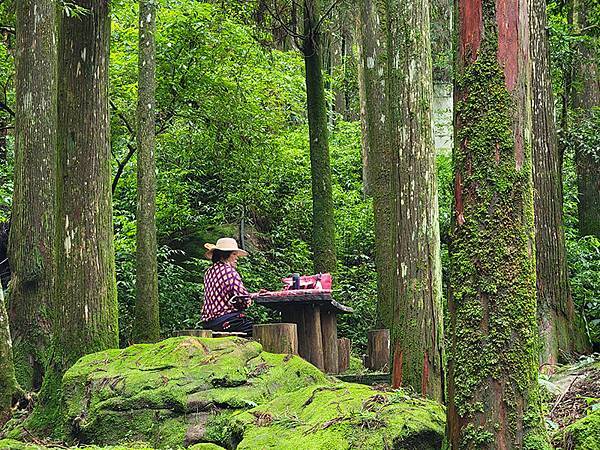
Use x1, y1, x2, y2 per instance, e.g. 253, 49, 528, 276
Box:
562, 109, 600, 345
0, 3, 14, 222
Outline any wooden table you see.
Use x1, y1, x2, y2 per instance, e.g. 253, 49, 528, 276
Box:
253, 290, 353, 374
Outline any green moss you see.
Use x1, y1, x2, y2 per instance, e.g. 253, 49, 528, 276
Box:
235, 383, 445, 449
448, 5, 549, 447
60, 337, 326, 447
188, 444, 227, 450
0, 439, 154, 449
554, 409, 600, 450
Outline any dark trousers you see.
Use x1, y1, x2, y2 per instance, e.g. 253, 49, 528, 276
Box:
203, 311, 253, 336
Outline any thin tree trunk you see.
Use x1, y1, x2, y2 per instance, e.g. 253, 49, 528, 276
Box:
8, 0, 57, 391
303, 0, 336, 274
530, 0, 590, 367
0, 286, 18, 427
573, 0, 600, 238
51, 0, 118, 380
447, 0, 549, 447
357, 0, 395, 328
133, 0, 160, 343
430, 0, 453, 83
384, 0, 444, 401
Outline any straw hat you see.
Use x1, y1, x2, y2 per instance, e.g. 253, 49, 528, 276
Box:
204, 237, 248, 259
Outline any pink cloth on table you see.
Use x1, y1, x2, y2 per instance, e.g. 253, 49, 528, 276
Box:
281, 273, 332, 290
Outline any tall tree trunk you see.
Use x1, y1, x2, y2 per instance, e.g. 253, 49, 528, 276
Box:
51, 0, 118, 379
430, 0, 453, 83
303, 0, 336, 274
530, 0, 590, 367
0, 286, 18, 427
447, 0, 549, 447
8, 0, 57, 391
383, 0, 444, 401
573, 0, 600, 238
133, 0, 160, 343
357, 0, 396, 331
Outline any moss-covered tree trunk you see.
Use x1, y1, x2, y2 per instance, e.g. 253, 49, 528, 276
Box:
357, 0, 397, 333
447, 0, 549, 447
573, 0, 600, 238
8, 0, 57, 391
52, 0, 118, 376
303, 0, 336, 274
530, 0, 590, 367
0, 287, 18, 426
133, 0, 160, 343
383, 0, 444, 401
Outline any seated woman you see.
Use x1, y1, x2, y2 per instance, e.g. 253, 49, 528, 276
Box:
201, 237, 254, 336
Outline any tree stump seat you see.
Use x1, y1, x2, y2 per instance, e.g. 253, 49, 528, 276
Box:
253, 323, 298, 355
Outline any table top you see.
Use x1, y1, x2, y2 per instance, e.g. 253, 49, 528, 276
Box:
252, 289, 354, 314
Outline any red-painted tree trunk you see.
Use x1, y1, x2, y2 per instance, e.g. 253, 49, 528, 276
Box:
447, 0, 549, 447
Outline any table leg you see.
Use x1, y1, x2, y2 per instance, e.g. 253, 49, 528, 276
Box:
321, 310, 339, 374
303, 305, 324, 370
281, 307, 307, 358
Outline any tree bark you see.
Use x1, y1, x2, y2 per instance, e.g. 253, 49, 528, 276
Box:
303, 0, 336, 274
8, 0, 57, 391
530, 0, 590, 367
573, 0, 600, 238
51, 0, 118, 379
447, 0, 549, 447
0, 286, 18, 427
133, 0, 160, 343
430, 0, 453, 83
384, 0, 445, 401
253, 323, 298, 355
357, 0, 396, 326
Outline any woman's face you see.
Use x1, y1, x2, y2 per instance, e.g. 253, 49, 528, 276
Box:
226, 252, 239, 268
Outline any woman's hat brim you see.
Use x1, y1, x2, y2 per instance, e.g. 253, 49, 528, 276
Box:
204, 243, 248, 259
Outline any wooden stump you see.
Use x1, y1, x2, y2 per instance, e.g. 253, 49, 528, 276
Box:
282, 307, 307, 357
303, 306, 324, 370
253, 323, 298, 355
366, 329, 390, 371
174, 329, 213, 338
321, 310, 339, 374
338, 337, 351, 373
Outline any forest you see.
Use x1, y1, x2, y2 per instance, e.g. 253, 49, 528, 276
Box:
0, 0, 599, 449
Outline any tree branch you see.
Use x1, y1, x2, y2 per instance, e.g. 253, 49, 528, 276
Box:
109, 99, 137, 193
315, 0, 343, 33
0, 101, 14, 117
265, 0, 305, 40
112, 142, 136, 194
109, 99, 135, 135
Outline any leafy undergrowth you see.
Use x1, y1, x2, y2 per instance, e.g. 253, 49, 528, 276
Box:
541, 356, 600, 449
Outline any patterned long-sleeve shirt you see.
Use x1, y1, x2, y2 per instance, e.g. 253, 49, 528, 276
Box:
201, 261, 250, 322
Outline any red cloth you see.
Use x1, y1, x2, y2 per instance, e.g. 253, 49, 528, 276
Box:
281, 273, 332, 290
202, 261, 250, 322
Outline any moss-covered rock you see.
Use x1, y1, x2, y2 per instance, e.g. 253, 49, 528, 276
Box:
188, 444, 226, 450
62, 337, 325, 448
0, 439, 153, 449
553, 409, 600, 449
234, 383, 445, 449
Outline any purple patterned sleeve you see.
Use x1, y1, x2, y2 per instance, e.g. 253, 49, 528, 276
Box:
228, 267, 251, 307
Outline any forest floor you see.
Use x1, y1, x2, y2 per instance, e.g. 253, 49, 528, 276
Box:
548, 362, 600, 428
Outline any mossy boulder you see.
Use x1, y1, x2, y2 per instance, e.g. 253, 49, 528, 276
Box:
0, 440, 154, 449
62, 337, 325, 448
553, 409, 600, 450
234, 383, 445, 449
